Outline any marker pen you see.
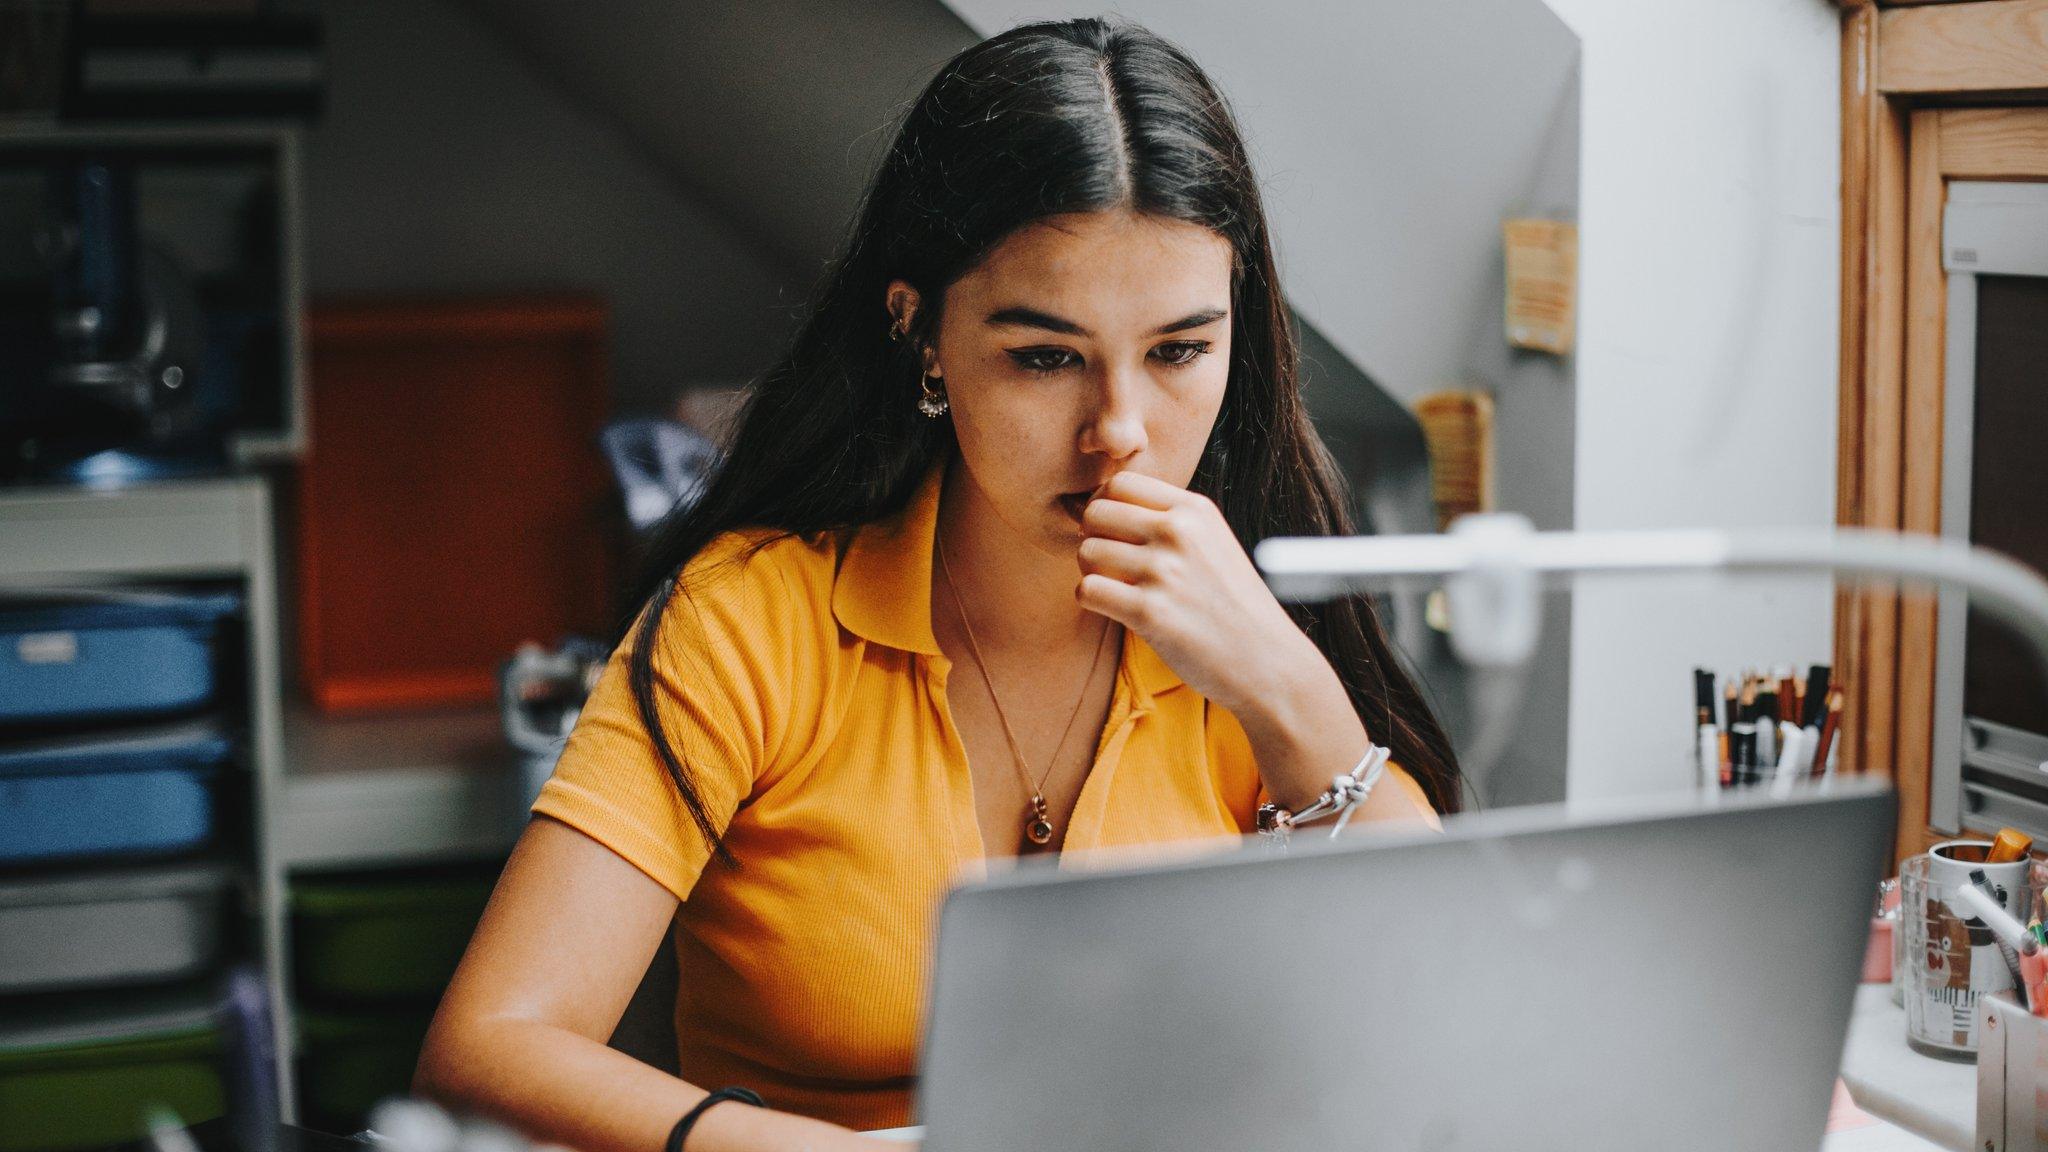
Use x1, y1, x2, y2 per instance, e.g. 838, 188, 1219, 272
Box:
1694, 668, 1719, 788
1731, 722, 1757, 787
1755, 689, 1778, 767
1801, 666, 1832, 777
2023, 937, 2048, 1018
1956, 876, 2031, 1008
1814, 689, 1843, 778
1988, 827, 2033, 864
1770, 725, 1807, 797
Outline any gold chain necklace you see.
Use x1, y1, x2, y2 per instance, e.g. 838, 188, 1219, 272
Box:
936, 535, 1114, 850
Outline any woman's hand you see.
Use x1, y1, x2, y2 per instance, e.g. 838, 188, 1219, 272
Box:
1072, 471, 1321, 717
1073, 471, 1434, 825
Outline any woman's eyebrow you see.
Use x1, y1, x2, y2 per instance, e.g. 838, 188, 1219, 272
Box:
984, 306, 1228, 338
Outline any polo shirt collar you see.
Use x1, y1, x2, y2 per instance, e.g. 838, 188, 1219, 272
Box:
831, 460, 1184, 700
833, 462, 946, 658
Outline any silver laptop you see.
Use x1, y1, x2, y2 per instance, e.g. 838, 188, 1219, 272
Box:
914, 781, 1894, 1152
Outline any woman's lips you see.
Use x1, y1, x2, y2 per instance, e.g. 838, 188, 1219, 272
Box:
1057, 491, 1091, 522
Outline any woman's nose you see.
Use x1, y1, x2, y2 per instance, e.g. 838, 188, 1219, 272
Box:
1079, 369, 1147, 460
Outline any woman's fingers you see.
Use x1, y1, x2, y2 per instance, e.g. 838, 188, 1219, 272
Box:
1076, 571, 1151, 630
1078, 495, 1165, 544
1076, 535, 1156, 584
1097, 469, 1186, 512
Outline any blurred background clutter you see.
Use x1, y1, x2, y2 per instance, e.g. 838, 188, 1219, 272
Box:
3, 0, 1591, 1144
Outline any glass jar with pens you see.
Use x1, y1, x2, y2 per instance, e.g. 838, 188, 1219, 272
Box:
1899, 837, 2047, 1060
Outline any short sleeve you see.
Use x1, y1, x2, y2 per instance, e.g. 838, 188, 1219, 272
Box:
1204, 700, 1269, 833
531, 532, 824, 901
1204, 701, 1442, 833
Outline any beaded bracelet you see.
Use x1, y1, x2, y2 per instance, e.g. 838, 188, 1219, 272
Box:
1254, 742, 1391, 849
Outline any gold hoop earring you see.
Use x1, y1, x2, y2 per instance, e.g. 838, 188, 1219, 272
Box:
918, 374, 949, 418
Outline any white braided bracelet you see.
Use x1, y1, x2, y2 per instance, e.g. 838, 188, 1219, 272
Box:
1254, 742, 1391, 848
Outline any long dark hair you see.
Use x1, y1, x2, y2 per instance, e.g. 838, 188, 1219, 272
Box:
627, 17, 1462, 861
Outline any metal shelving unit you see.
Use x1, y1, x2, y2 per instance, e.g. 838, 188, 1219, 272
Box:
0, 476, 529, 1126
4, 117, 529, 1134
0, 476, 296, 1115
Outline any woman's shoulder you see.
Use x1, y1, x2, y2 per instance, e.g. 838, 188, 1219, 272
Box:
678, 525, 841, 600
650, 526, 853, 671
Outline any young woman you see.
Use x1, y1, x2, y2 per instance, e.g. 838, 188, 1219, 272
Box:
415, 17, 1461, 1152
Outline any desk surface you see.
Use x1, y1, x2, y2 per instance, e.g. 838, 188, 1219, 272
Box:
1838, 984, 1978, 1152
84, 1003, 1957, 1152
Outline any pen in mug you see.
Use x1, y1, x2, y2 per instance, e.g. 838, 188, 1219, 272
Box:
1755, 688, 1779, 768
1799, 666, 1831, 775
1731, 721, 1757, 787
1694, 668, 1720, 789
1812, 689, 1843, 778
1987, 828, 2033, 864
1719, 680, 1737, 787
1771, 723, 1808, 797
1774, 687, 1805, 784
1695, 664, 1712, 778
1736, 678, 1759, 783
1956, 875, 2032, 1011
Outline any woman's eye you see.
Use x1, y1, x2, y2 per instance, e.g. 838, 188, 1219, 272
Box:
1153, 341, 1212, 368
1006, 342, 1211, 375
1009, 348, 1079, 375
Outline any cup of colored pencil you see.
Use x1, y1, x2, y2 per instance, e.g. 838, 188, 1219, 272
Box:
1692, 664, 1843, 790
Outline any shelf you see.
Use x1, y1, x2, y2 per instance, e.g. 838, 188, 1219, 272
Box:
0, 478, 272, 583
279, 703, 528, 869
0, 473, 299, 1114
1839, 984, 1975, 1152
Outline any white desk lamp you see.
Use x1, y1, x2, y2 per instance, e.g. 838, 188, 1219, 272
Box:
1257, 513, 2048, 802
1256, 513, 2048, 677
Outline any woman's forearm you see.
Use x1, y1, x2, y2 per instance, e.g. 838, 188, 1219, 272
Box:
1232, 635, 1433, 825
414, 1015, 886, 1152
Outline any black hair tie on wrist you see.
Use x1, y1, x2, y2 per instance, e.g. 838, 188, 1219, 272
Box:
666, 1086, 764, 1152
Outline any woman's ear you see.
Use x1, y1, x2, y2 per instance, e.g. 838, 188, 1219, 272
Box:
884, 280, 921, 336
885, 280, 942, 377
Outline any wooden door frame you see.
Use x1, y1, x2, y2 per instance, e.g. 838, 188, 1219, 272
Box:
1835, 0, 2048, 863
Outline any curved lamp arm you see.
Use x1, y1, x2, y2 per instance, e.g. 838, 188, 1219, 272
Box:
1254, 513, 2048, 677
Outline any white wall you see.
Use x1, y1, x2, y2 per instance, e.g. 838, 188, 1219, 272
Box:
1543, 0, 1841, 798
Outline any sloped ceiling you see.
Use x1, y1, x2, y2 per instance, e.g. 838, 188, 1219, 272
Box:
451, 0, 979, 275
453, 0, 1580, 805
456, 0, 1577, 407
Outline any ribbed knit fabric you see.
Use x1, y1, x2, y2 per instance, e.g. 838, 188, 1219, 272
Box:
531, 461, 1433, 1132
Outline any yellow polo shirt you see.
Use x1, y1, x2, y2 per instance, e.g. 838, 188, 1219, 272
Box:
531, 460, 1430, 1131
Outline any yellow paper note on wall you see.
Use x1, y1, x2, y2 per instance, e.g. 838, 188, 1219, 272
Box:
1504, 218, 1577, 355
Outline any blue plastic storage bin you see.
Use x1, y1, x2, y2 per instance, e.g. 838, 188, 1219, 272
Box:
0, 592, 240, 725
0, 723, 229, 863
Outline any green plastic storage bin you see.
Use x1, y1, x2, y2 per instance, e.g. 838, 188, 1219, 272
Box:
291, 870, 494, 1004
0, 991, 225, 1152
295, 1009, 433, 1133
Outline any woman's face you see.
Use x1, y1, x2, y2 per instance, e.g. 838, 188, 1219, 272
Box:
893, 211, 1235, 555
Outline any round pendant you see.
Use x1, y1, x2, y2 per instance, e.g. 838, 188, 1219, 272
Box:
1025, 817, 1056, 846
